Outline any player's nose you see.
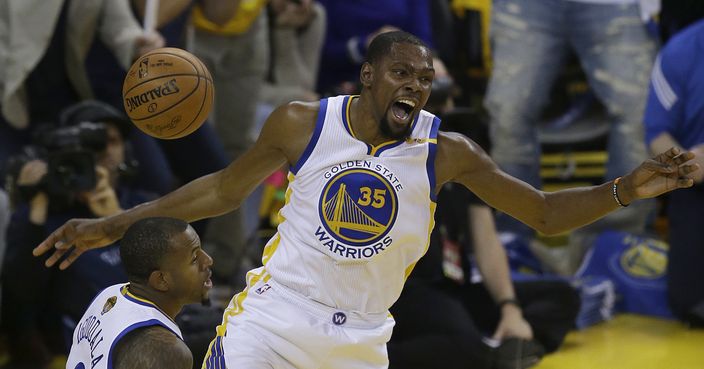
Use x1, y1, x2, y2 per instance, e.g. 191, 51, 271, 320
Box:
201, 249, 214, 268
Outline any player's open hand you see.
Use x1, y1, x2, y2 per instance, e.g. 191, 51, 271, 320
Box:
621, 147, 699, 203
32, 218, 117, 270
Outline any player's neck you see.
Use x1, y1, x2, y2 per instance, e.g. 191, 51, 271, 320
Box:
127, 283, 181, 320
349, 95, 391, 146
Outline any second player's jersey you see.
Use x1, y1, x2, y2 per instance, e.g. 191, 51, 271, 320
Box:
66, 283, 183, 369
264, 95, 440, 314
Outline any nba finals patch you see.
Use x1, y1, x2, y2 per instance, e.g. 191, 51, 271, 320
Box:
315, 161, 402, 259
101, 296, 117, 315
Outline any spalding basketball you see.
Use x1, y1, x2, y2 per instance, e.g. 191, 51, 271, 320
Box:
122, 47, 214, 139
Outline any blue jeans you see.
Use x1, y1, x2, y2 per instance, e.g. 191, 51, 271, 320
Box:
485, 0, 656, 235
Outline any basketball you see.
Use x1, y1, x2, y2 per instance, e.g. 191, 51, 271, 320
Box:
122, 47, 214, 139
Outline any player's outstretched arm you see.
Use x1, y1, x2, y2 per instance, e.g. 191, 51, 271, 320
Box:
436, 132, 698, 235
33, 101, 320, 269
113, 326, 192, 369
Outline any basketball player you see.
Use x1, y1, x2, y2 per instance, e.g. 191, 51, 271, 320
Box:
65, 217, 213, 369
37, 32, 697, 368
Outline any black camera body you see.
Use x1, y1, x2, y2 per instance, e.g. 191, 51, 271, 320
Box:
5, 122, 108, 206
39, 122, 108, 195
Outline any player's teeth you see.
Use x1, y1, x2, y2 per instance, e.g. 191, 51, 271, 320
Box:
399, 99, 415, 107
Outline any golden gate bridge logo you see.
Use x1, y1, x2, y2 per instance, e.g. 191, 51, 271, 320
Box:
319, 169, 398, 246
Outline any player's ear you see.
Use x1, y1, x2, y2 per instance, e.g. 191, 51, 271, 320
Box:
148, 270, 170, 292
360, 62, 373, 88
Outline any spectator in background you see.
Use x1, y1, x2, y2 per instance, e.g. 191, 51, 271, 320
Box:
191, 0, 269, 160
644, 18, 704, 327
0, 0, 164, 185
484, 0, 657, 241
0, 101, 158, 368
190, 0, 271, 287
259, 0, 326, 111
316, 0, 433, 95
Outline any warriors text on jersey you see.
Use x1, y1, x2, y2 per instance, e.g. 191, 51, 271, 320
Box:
66, 283, 183, 369
261, 95, 440, 314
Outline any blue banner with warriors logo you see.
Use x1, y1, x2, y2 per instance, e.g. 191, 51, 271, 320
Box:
576, 231, 673, 319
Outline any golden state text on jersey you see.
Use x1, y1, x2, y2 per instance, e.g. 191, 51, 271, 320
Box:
315, 161, 402, 259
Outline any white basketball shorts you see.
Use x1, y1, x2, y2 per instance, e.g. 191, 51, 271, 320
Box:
202, 267, 395, 369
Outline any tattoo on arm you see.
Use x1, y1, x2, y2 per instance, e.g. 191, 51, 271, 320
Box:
113, 326, 193, 369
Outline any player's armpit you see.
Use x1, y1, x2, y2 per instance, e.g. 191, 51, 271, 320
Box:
434, 131, 491, 189
215, 100, 320, 207
113, 326, 192, 369
254, 100, 321, 166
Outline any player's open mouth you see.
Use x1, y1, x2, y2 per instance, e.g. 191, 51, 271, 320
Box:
391, 98, 416, 123
204, 271, 213, 289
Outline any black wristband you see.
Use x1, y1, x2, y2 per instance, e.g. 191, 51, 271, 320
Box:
497, 298, 520, 309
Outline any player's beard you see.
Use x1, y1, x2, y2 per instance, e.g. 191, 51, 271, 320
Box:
380, 114, 412, 140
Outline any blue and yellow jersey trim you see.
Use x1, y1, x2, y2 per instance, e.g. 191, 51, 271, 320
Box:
340, 96, 419, 157
426, 116, 441, 202
202, 335, 227, 369
120, 285, 176, 324
121, 285, 157, 308
292, 99, 328, 175
341, 95, 357, 138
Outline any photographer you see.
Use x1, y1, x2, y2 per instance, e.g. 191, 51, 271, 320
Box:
0, 101, 156, 369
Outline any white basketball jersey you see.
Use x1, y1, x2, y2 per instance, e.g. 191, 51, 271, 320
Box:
66, 283, 183, 369
264, 95, 440, 314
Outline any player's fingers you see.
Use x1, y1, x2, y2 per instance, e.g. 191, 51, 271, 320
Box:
33, 235, 58, 257
658, 147, 681, 162
672, 151, 695, 165
679, 163, 700, 176
676, 178, 695, 189
59, 248, 85, 270
44, 247, 71, 267
33, 226, 72, 256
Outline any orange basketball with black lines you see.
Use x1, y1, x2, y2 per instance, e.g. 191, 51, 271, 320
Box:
122, 47, 214, 139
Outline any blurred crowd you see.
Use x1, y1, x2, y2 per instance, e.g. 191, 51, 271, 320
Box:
1, 0, 703, 368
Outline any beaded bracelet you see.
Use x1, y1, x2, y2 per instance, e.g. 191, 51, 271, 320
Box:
612, 177, 628, 207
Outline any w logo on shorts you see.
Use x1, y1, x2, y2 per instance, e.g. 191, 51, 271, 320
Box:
332, 312, 347, 325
